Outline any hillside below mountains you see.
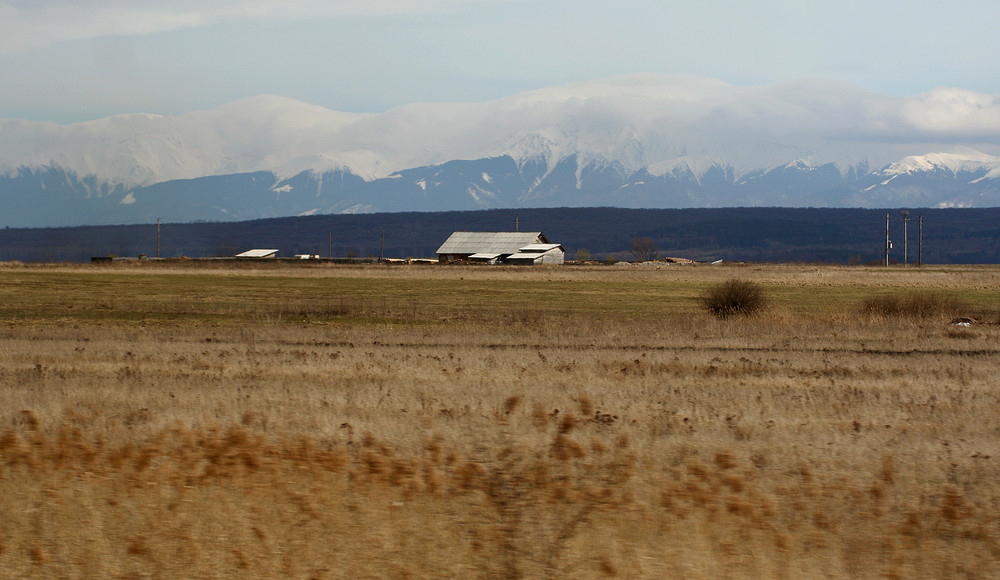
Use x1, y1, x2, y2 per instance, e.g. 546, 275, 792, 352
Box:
2, 207, 999, 265
3, 75, 1000, 228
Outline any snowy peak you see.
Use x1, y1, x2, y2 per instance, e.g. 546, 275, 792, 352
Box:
782, 158, 818, 171
504, 131, 566, 172
875, 150, 1000, 177
647, 156, 725, 181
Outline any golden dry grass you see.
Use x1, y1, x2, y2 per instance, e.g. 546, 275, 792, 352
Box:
1, 262, 1000, 578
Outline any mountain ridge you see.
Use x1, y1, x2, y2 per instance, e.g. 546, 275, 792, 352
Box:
4, 74, 1000, 227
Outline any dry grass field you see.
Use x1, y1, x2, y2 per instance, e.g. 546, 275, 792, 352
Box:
2, 261, 1000, 579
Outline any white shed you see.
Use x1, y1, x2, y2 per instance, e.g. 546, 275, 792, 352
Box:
235, 249, 279, 258
505, 243, 565, 265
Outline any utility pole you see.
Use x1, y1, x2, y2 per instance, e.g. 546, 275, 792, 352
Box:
884, 213, 891, 267
514, 214, 519, 232
156, 218, 161, 258
901, 210, 910, 264
918, 214, 923, 266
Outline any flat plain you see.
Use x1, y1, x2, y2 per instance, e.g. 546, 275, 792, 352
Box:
2, 261, 1000, 579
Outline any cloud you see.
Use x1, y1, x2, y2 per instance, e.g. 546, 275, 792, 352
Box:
0, 0, 502, 55
900, 88, 1000, 136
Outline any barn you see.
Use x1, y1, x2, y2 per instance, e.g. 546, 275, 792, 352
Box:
436, 232, 564, 264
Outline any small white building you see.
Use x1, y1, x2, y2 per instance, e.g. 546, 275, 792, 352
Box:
505, 243, 565, 265
236, 249, 279, 258
436, 232, 564, 265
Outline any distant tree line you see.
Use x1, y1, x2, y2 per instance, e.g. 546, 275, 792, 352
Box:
1, 207, 1000, 264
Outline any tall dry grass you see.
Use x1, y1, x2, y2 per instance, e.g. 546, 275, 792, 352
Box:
1, 264, 1000, 578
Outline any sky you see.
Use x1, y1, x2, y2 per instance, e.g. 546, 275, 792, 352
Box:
1, 0, 998, 124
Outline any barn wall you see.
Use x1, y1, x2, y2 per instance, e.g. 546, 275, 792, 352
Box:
541, 249, 565, 264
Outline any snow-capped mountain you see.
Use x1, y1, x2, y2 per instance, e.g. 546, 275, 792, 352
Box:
3, 74, 1000, 227
856, 151, 1000, 208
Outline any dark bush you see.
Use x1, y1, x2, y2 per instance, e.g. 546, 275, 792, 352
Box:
700, 279, 768, 319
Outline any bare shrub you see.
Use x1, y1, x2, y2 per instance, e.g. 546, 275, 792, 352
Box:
700, 279, 768, 319
629, 237, 659, 262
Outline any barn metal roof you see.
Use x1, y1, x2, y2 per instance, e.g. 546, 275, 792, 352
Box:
518, 243, 563, 252
436, 232, 548, 256
235, 249, 279, 258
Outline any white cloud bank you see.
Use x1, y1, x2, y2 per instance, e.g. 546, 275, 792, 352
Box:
0, 0, 504, 55
900, 88, 1000, 136
4, 75, 1000, 188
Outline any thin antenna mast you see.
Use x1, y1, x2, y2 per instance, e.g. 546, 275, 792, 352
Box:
884, 213, 891, 267
918, 214, 923, 266
902, 210, 910, 264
